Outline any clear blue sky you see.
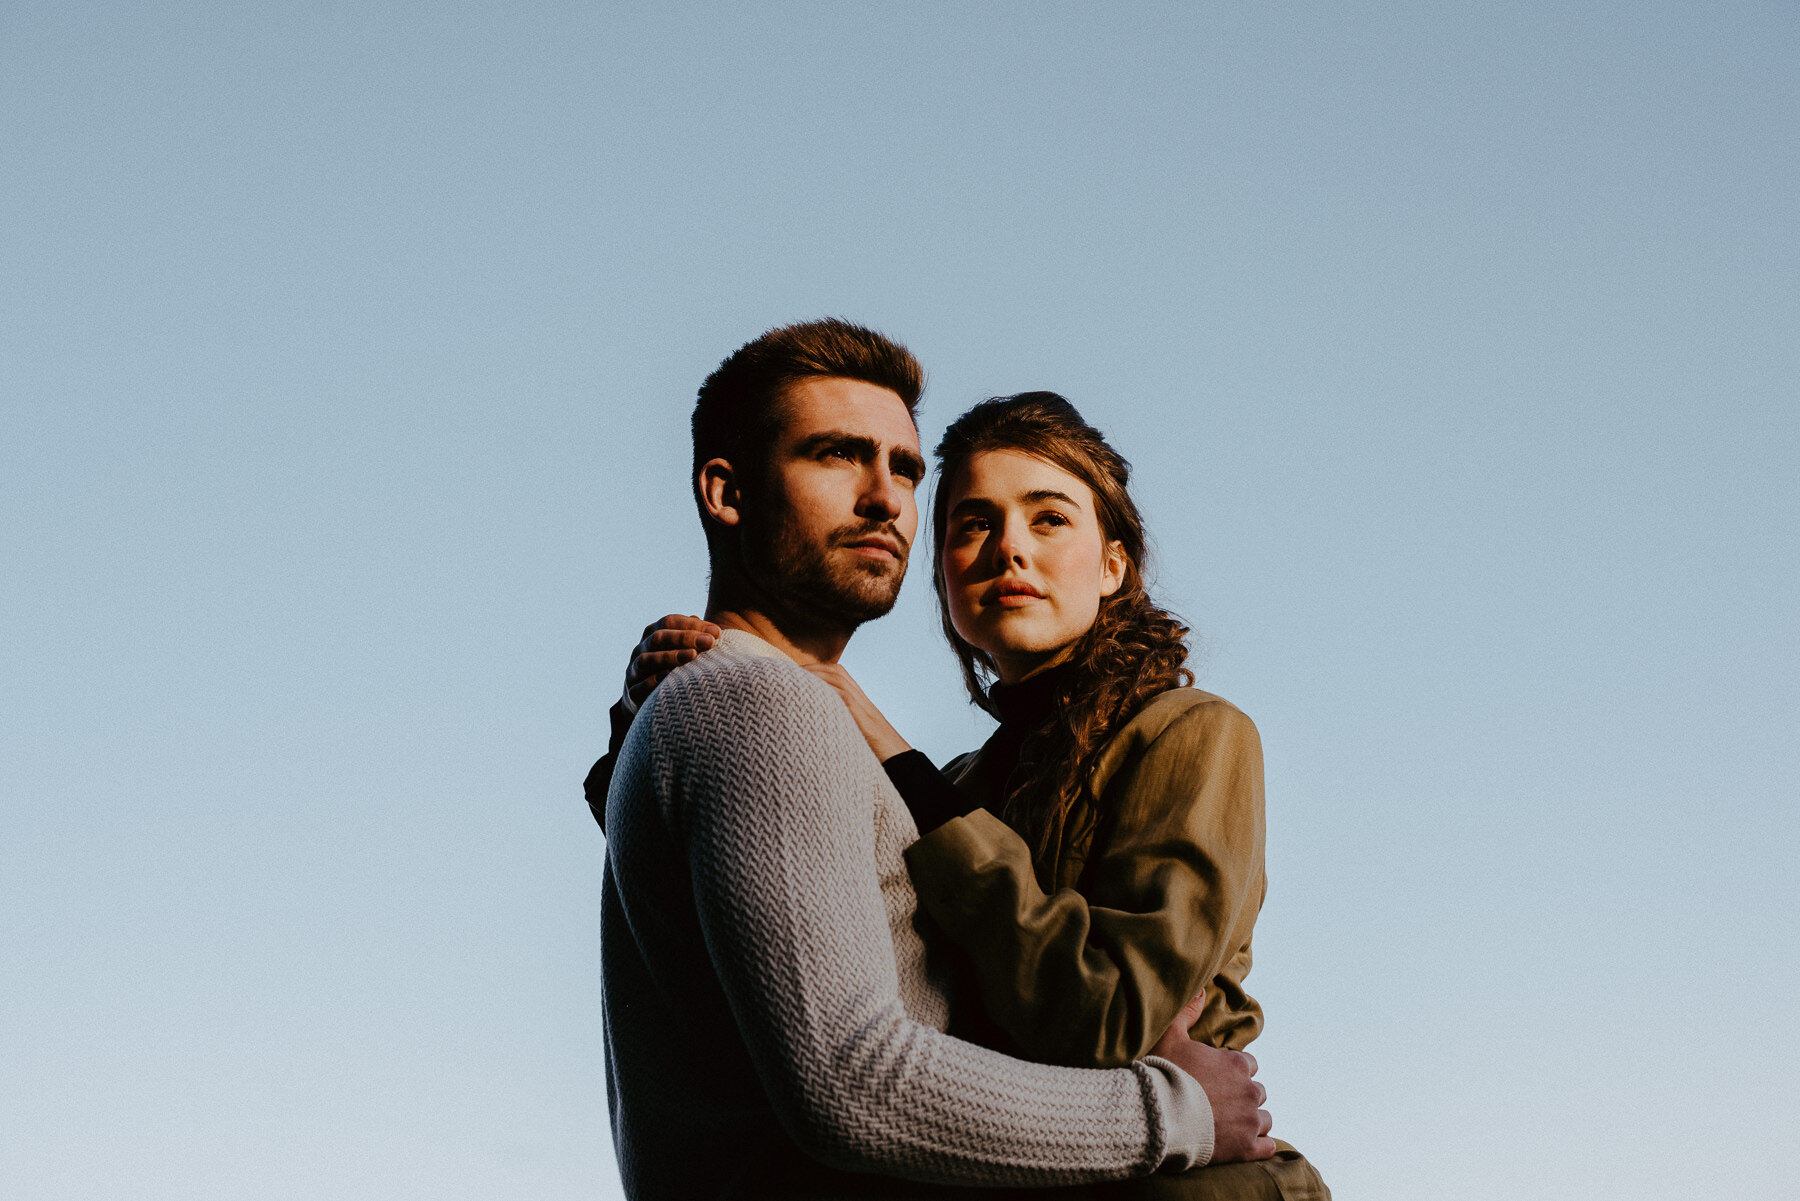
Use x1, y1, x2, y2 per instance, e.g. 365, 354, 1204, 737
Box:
4, 3, 1795, 1198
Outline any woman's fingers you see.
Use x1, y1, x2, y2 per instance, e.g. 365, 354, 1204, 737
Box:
641, 626, 717, 653
624, 616, 723, 700
800, 663, 851, 694
632, 649, 700, 676
638, 614, 721, 641
799, 665, 913, 759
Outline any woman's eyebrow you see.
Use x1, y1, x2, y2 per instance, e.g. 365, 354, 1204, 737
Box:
946, 495, 1000, 517
949, 488, 1081, 517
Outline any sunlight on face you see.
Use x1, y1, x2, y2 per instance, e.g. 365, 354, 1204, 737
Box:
739, 376, 924, 626
939, 448, 1125, 683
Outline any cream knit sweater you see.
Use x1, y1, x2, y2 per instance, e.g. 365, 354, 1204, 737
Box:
601, 629, 1213, 1199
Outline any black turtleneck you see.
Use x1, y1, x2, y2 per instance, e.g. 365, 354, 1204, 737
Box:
881, 664, 1072, 837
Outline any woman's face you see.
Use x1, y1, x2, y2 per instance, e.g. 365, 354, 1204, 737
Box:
940, 448, 1126, 684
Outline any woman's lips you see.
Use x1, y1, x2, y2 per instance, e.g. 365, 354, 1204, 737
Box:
991, 580, 1044, 607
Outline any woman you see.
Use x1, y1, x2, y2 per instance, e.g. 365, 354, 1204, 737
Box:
591, 393, 1327, 1199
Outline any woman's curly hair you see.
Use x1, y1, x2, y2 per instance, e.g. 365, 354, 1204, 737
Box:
931, 393, 1193, 885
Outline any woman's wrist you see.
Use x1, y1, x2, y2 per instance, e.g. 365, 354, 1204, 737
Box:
869, 732, 913, 761
881, 750, 974, 836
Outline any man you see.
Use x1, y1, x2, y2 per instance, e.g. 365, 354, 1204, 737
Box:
597, 319, 1272, 1199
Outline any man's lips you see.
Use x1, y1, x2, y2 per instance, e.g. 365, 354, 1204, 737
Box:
842, 536, 903, 561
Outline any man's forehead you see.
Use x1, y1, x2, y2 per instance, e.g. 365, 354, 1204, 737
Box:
776, 376, 921, 451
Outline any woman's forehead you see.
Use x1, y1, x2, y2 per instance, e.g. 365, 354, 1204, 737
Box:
948, 448, 1095, 507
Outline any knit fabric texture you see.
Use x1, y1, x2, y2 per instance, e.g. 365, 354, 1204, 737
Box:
600, 629, 1213, 1199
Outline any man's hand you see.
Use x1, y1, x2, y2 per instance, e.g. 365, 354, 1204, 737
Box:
801, 663, 912, 761
1150, 993, 1275, 1164
624, 615, 722, 707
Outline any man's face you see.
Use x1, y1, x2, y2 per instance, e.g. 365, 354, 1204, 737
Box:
740, 376, 925, 628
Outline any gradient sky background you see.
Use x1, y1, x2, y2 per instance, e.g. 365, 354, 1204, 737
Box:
4, 3, 1796, 1198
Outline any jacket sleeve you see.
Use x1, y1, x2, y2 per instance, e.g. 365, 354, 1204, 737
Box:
902, 698, 1266, 1069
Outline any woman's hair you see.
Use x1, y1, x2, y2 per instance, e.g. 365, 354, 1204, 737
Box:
931, 392, 1194, 881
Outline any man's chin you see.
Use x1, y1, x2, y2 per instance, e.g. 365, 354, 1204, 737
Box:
811, 569, 903, 624
832, 583, 903, 624
749, 537, 906, 627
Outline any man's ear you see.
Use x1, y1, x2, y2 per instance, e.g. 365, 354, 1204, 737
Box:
1099, 539, 1128, 597
698, 458, 744, 529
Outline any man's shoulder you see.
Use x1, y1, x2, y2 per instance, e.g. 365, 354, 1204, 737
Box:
655, 639, 823, 711
636, 638, 844, 753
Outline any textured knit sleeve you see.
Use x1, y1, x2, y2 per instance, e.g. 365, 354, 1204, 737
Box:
655, 657, 1215, 1186
903, 697, 1266, 1069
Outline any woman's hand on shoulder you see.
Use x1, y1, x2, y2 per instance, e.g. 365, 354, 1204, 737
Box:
623, 615, 722, 707
801, 663, 913, 761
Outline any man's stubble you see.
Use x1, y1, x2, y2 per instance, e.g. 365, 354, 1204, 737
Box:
742, 510, 911, 631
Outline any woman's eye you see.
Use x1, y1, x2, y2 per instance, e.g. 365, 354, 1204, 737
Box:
1035, 512, 1071, 528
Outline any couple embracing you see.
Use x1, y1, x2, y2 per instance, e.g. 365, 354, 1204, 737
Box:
587, 319, 1329, 1199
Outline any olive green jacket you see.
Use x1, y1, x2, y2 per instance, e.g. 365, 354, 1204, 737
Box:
904, 689, 1267, 1070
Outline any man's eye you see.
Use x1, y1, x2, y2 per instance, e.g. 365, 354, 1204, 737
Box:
825, 447, 857, 462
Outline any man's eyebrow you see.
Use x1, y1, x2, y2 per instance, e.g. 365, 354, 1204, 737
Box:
795, 432, 926, 476
794, 431, 877, 457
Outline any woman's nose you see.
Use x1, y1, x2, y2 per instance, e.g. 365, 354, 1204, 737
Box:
992, 518, 1028, 568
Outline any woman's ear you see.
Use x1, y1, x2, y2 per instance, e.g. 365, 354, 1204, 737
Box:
1099, 539, 1127, 597
698, 459, 742, 528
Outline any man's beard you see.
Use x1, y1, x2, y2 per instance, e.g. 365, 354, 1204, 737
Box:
744, 517, 909, 629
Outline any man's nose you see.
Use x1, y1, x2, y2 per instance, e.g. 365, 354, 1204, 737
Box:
856, 464, 904, 523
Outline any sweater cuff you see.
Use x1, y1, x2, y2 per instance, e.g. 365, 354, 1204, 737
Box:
1135, 1054, 1215, 1172
880, 749, 973, 836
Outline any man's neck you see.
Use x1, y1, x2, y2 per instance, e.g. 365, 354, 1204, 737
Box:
704, 602, 851, 666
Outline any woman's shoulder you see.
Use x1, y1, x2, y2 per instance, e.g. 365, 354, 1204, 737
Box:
1091, 688, 1261, 786
1122, 686, 1256, 741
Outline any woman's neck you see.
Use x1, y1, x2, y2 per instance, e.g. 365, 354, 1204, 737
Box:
989, 661, 1074, 729
990, 642, 1078, 686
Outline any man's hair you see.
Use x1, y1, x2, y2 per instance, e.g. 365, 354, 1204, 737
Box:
691, 318, 924, 551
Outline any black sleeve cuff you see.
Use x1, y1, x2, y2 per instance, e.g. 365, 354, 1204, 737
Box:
882, 749, 975, 837
583, 699, 638, 834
